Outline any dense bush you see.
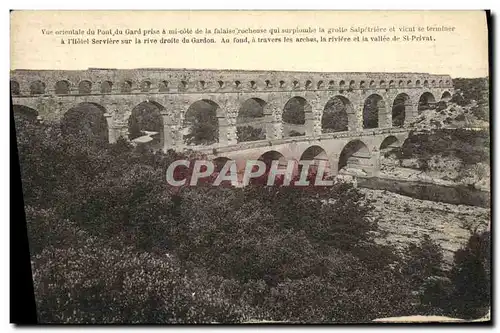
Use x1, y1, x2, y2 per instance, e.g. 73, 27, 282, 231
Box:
184, 122, 219, 145
127, 103, 164, 140
435, 101, 447, 112
236, 125, 265, 142
403, 235, 444, 288
13, 116, 491, 323
396, 129, 490, 168
452, 78, 489, 106
447, 231, 491, 319
451, 78, 490, 121
282, 99, 305, 125
33, 234, 249, 323
322, 98, 349, 132
288, 130, 304, 137
419, 231, 491, 319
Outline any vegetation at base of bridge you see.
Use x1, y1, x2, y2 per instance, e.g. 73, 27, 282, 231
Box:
236, 126, 265, 143
389, 128, 490, 172
451, 78, 490, 122
14, 115, 490, 323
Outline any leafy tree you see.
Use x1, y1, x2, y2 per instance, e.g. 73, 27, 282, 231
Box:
282, 99, 305, 125
60, 105, 108, 146
404, 235, 444, 285
128, 103, 163, 141
447, 231, 491, 319
183, 103, 219, 145
396, 129, 489, 169
363, 98, 379, 129
322, 97, 348, 132
237, 126, 265, 142
417, 231, 491, 319
14, 117, 446, 323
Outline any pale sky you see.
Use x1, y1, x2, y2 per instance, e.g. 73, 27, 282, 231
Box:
10, 10, 489, 78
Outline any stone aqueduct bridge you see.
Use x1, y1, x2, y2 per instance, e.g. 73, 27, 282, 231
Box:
10, 68, 454, 176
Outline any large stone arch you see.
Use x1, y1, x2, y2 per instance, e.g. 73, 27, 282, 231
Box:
250, 150, 289, 185
298, 145, 331, 178
236, 97, 267, 143
13, 105, 39, 124
282, 96, 312, 138
363, 94, 386, 129
183, 99, 220, 146
391, 93, 411, 128
128, 101, 166, 150
378, 135, 404, 167
10, 80, 20, 95
338, 139, 371, 175
441, 91, 452, 102
379, 135, 402, 151
61, 102, 109, 144
321, 95, 352, 133
213, 156, 232, 173
418, 91, 436, 113
257, 150, 287, 167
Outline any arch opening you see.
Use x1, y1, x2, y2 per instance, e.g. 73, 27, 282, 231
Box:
78, 80, 92, 95
236, 98, 266, 143
282, 96, 311, 138
183, 100, 220, 146
128, 101, 166, 150
55, 80, 71, 95
101, 81, 113, 94
13, 105, 39, 125
322, 96, 351, 133
121, 80, 133, 93
213, 157, 231, 173
441, 91, 452, 102
61, 102, 109, 145
380, 136, 401, 151
392, 93, 410, 128
379, 136, 403, 168
140, 80, 152, 92
338, 140, 371, 175
299, 145, 330, 179
30, 80, 45, 95
11, 80, 20, 95
418, 92, 436, 113
363, 94, 384, 129
159, 81, 169, 92
179, 81, 188, 92
250, 150, 288, 185
258, 150, 286, 168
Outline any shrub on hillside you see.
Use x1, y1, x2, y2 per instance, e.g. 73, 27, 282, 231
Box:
395, 129, 489, 169
403, 235, 444, 287
418, 231, 491, 319
447, 231, 491, 319
14, 118, 437, 323
32, 236, 249, 323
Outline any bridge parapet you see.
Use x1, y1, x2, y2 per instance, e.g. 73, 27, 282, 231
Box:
10, 68, 454, 97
